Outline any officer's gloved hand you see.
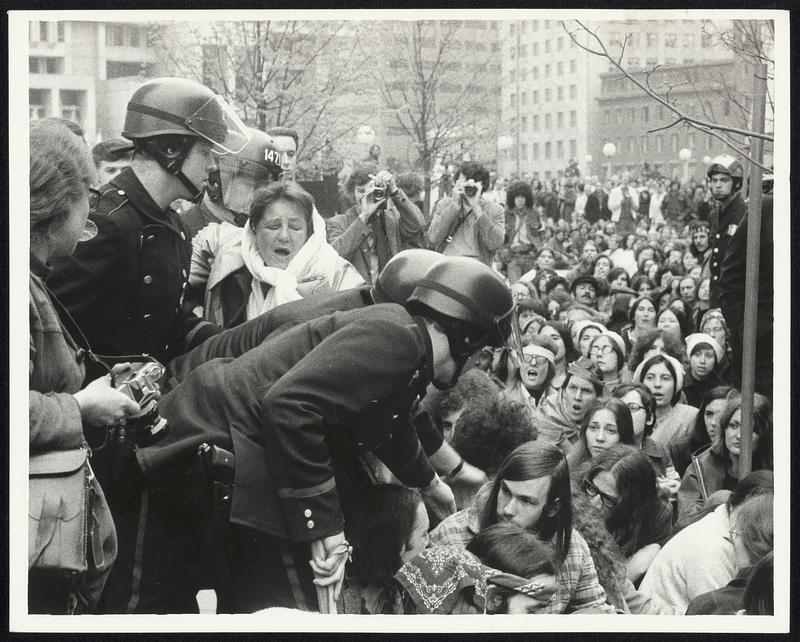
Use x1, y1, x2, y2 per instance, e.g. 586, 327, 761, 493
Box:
420, 475, 456, 523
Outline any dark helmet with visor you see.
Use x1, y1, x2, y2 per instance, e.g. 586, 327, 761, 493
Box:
706, 154, 744, 193
408, 257, 517, 387
374, 249, 444, 305
122, 77, 250, 202
206, 128, 283, 226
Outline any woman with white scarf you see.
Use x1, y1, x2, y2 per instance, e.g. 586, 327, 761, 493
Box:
190, 181, 363, 328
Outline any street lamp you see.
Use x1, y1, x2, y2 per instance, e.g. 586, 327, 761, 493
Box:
357, 125, 376, 145
679, 147, 692, 184
602, 142, 617, 179
702, 155, 712, 166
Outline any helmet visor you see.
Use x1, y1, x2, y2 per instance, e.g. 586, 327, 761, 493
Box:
217, 156, 279, 216
187, 95, 251, 155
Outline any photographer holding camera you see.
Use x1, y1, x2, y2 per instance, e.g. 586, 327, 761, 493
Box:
326, 163, 426, 285
427, 161, 505, 267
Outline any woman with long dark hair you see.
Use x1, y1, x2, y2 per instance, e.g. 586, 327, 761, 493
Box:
676, 394, 773, 530
567, 398, 636, 469
620, 295, 657, 353
579, 446, 673, 583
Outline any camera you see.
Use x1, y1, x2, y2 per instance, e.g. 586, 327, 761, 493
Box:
459, 179, 479, 199
372, 186, 386, 201
115, 361, 168, 447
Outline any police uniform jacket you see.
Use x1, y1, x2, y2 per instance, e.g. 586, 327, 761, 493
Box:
707, 192, 747, 307
137, 304, 437, 544
47, 168, 221, 371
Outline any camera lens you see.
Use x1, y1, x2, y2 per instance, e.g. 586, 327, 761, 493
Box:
464, 186, 477, 197
373, 188, 385, 200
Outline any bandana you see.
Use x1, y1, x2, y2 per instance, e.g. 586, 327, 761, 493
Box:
685, 333, 724, 363
567, 357, 604, 387
522, 343, 556, 366
633, 352, 685, 393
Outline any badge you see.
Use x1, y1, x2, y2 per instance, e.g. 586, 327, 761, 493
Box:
78, 219, 98, 242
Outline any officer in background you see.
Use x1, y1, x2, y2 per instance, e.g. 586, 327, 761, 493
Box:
124, 256, 515, 613
705, 154, 746, 307
48, 77, 251, 377
181, 127, 284, 240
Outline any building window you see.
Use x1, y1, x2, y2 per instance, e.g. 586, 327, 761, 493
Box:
557, 86, 564, 101
39, 21, 50, 42
557, 140, 564, 159
545, 113, 552, 129
509, 23, 515, 36
646, 57, 658, 67
628, 137, 635, 154
569, 59, 577, 74
533, 142, 539, 160
521, 143, 528, 160
701, 32, 712, 48
664, 57, 676, 65
533, 42, 539, 56
616, 107, 622, 123
707, 134, 713, 151
532, 20, 539, 31
569, 139, 577, 157
520, 44, 527, 57
56, 21, 65, 42
657, 135, 664, 153
557, 61, 563, 76
520, 21, 527, 34
642, 106, 649, 122
533, 115, 540, 130
545, 141, 551, 159
107, 60, 147, 78
533, 66, 539, 79
683, 58, 694, 65
683, 33, 695, 48
532, 90, 539, 104
106, 24, 125, 46
646, 33, 657, 47
545, 39, 551, 53
557, 112, 564, 128
569, 84, 577, 99
628, 57, 640, 69
29, 88, 49, 119
60, 89, 84, 125
670, 133, 679, 152
545, 63, 551, 77
570, 110, 577, 127
509, 70, 516, 83
664, 33, 677, 48
628, 107, 635, 123
724, 100, 731, 116
557, 36, 564, 50
641, 135, 648, 154
687, 132, 695, 148
604, 109, 611, 125
545, 88, 552, 102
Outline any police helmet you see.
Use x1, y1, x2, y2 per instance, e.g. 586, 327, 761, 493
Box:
707, 154, 744, 192
408, 257, 514, 354
373, 249, 443, 305
207, 128, 283, 223
122, 78, 251, 201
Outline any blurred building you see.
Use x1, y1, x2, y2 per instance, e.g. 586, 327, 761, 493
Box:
497, 18, 735, 182
28, 19, 159, 143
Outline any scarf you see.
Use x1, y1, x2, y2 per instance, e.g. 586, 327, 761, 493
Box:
241, 209, 362, 318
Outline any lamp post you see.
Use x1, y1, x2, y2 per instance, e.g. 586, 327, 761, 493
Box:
585, 154, 592, 177
602, 143, 616, 179
679, 147, 692, 184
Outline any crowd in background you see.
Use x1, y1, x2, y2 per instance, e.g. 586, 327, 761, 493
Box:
28, 74, 775, 620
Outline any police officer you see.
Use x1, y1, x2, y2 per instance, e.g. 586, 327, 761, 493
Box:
47, 77, 251, 381
705, 154, 746, 307
181, 127, 283, 240
116, 256, 514, 613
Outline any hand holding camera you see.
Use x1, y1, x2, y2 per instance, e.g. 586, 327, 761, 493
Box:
74, 375, 141, 429
455, 178, 482, 211
358, 177, 389, 223
111, 360, 169, 446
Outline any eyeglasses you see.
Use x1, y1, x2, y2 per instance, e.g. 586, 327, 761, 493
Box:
522, 355, 549, 367
625, 402, 644, 413
589, 344, 614, 356
583, 479, 619, 509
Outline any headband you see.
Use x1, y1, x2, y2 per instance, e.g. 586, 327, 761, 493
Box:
522, 344, 556, 365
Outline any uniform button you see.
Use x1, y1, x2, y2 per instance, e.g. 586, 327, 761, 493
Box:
304, 509, 312, 518
715, 233, 721, 239
713, 276, 718, 281
182, 269, 187, 278
117, 189, 125, 196
713, 248, 719, 253
306, 520, 315, 529
143, 313, 151, 319
143, 275, 153, 285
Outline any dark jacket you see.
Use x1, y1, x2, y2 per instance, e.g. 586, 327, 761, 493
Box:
707, 192, 748, 306
682, 370, 726, 409
503, 206, 542, 251
676, 446, 735, 530
137, 304, 438, 544
660, 191, 691, 222
685, 568, 751, 614
47, 168, 221, 375
585, 190, 608, 223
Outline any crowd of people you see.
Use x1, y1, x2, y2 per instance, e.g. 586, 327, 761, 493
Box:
28, 75, 775, 620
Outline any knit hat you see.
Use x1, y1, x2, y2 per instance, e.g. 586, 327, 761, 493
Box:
633, 352, 685, 393
700, 308, 729, 335
598, 330, 627, 359
685, 333, 724, 364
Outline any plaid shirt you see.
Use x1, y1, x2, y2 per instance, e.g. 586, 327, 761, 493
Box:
430, 507, 615, 614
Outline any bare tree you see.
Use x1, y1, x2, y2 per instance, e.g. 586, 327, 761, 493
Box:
561, 19, 773, 171
371, 20, 499, 215
148, 20, 373, 175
